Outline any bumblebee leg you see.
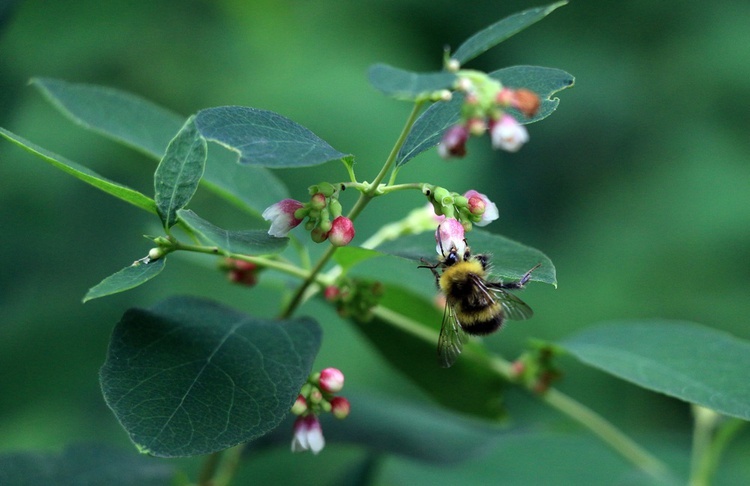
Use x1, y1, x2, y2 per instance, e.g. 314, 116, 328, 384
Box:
418, 258, 442, 290
498, 263, 542, 289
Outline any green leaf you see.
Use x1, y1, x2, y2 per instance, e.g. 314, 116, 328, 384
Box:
178, 209, 289, 255
32, 77, 185, 159
396, 66, 574, 166
367, 63, 456, 101
202, 145, 289, 217
352, 285, 507, 418
154, 116, 207, 228
451, 1, 568, 65
562, 320, 750, 420
194, 106, 352, 168
331, 246, 383, 272
100, 296, 322, 457
0, 443, 175, 486
32, 78, 288, 216
377, 229, 557, 286
0, 127, 156, 214
83, 258, 166, 303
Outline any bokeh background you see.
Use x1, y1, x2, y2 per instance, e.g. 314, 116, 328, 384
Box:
1, 0, 749, 484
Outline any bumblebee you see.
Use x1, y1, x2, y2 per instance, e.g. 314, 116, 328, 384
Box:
420, 239, 540, 368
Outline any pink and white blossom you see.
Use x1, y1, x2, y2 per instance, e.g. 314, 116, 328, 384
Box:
490, 114, 529, 153
438, 125, 469, 159
262, 199, 305, 237
291, 415, 325, 454
464, 190, 499, 227
436, 218, 466, 259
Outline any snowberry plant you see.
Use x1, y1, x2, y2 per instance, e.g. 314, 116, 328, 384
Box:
2, 2, 748, 485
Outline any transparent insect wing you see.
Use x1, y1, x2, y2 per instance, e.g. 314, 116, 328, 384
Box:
494, 288, 534, 321
437, 303, 468, 368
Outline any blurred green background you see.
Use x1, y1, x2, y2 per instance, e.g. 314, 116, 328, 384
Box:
1, 0, 749, 484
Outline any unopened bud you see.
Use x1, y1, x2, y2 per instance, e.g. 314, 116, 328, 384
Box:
291, 395, 307, 415
148, 247, 165, 261
330, 396, 351, 419
329, 217, 355, 247
310, 193, 327, 210
319, 367, 345, 393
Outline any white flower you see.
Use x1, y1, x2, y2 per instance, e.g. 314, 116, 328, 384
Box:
262, 199, 304, 237
490, 114, 529, 152
464, 190, 499, 227
435, 218, 466, 260
291, 415, 325, 454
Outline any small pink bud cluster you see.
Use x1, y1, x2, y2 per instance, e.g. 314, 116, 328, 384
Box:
324, 279, 384, 321
222, 258, 263, 287
290, 367, 350, 455
262, 183, 355, 246
509, 346, 562, 395
424, 185, 499, 231
437, 73, 540, 159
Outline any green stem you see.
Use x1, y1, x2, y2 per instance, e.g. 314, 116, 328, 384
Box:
210, 444, 246, 486
367, 100, 424, 193
280, 101, 425, 319
540, 387, 671, 481
170, 241, 310, 280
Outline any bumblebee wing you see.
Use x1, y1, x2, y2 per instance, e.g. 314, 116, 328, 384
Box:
493, 288, 534, 321
437, 302, 468, 368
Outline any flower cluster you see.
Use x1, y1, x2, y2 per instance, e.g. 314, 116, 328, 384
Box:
262, 182, 355, 246
291, 367, 350, 455
324, 278, 384, 321
510, 344, 563, 394
438, 68, 540, 159
424, 185, 499, 231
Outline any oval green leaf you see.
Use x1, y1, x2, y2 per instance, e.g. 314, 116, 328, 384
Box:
0, 127, 156, 214
396, 66, 574, 166
100, 296, 322, 457
0, 444, 175, 486
32, 77, 185, 159
377, 229, 557, 286
154, 116, 207, 228
83, 258, 166, 303
562, 320, 750, 420
194, 106, 352, 168
31, 78, 288, 217
451, 1, 568, 65
178, 209, 289, 255
367, 63, 456, 101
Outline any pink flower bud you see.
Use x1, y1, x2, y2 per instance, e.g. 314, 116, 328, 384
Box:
463, 190, 499, 227
437, 125, 469, 159
435, 218, 466, 260
490, 114, 529, 153
324, 286, 340, 301
319, 367, 345, 393
291, 394, 307, 415
291, 415, 325, 454
328, 216, 355, 247
262, 199, 305, 237
330, 396, 351, 419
